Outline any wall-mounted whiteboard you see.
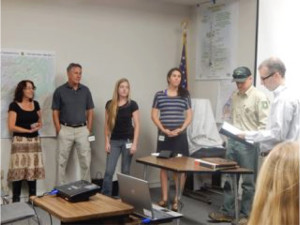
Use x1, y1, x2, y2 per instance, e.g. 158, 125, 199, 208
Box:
1, 49, 56, 138
256, 0, 300, 97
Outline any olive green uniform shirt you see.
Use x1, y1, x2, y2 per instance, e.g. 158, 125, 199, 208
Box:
231, 85, 269, 131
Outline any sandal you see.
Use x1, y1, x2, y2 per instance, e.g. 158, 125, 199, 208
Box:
157, 200, 167, 207
172, 200, 178, 212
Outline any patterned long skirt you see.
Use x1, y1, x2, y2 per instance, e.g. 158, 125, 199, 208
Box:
7, 136, 45, 181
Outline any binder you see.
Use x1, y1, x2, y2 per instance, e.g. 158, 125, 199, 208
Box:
195, 157, 238, 170
219, 122, 254, 146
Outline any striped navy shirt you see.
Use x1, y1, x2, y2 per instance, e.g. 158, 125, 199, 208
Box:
152, 90, 191, 130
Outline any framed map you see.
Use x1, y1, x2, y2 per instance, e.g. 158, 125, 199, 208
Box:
1, 49, 56, 138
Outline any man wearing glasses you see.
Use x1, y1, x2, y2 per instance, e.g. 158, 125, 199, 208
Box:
243, 57, 300, 154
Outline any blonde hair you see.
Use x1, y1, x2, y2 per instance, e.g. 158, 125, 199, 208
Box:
107, 78, 130, 131
248, 141, 299, 225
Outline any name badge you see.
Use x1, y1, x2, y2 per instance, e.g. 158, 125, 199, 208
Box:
158, 135, 165, 142
126, 143, 132, 149
88, 135, 95, 142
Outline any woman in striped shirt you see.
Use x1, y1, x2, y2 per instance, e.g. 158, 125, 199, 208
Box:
151, 68, 192, 211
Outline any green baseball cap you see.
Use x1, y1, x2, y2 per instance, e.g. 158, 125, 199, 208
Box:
232, 66, 251, 82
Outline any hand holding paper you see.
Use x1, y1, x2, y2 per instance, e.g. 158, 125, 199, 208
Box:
219, 122, 254, 145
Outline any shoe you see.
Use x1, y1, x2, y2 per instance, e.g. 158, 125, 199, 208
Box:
12, 196, 20, 203
172, 200, 178, 212
232, 217, 248, 225
209, 212, 233, 222
157, 200, 167, 207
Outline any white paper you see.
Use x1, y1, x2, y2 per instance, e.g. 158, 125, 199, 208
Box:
221, 122, 254, 144
151, 153, 159, 156
215, 80, 235, 123
222, 122, 242, 135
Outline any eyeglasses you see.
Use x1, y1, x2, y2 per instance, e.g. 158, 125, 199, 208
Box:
261, 72, 276, 81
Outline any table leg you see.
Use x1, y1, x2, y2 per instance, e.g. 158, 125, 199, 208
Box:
143, 165, 148, 180
175, 172, 184, 225
176, 173, 182, 212
167, 171, 170, 209
233, 174, 239, 224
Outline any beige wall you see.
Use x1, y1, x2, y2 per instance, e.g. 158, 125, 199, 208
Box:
1, 0, 191, 193
1, 0, 257, 194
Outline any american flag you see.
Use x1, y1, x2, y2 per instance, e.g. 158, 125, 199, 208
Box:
179, 32, 188, 89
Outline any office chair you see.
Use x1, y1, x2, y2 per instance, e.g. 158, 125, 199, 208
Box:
1, 201, 40, 225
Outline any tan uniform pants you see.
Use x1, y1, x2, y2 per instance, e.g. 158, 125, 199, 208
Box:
56, 125, 91, 185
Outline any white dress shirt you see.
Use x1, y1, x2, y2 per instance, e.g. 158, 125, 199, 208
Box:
245, 85, 300, 152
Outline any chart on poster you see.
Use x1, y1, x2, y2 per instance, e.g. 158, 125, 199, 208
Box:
196, 0, 239, 80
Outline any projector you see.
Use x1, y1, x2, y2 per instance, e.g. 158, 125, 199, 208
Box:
55, 180, 101, 202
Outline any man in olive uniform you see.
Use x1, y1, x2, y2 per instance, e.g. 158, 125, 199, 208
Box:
209, 67, 269, 225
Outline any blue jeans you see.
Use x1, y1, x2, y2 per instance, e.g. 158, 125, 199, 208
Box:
221, 139, 258, 218
102, 139, 132, 196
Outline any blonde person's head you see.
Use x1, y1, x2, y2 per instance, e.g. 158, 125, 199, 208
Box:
107, 78, 131, 131
248, 141, 299, 225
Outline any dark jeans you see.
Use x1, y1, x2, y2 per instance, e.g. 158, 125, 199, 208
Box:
12, 180, 36, 202
221, 139, 258, 217
102, 140, 132, 196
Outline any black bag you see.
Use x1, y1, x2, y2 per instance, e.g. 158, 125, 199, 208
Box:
91, 172, 103, 192
111, 180, 119, 196
91, 171, 119, 196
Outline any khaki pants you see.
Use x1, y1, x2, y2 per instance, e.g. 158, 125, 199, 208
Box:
57, 125, 91, 185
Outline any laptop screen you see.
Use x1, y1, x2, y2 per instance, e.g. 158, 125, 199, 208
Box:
117, 173, 154, 217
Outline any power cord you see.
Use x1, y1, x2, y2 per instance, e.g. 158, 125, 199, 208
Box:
36, 189, 58, 198
30, 189, 58, 225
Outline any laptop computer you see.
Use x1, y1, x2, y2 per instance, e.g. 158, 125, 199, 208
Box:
117, 173, 182, 222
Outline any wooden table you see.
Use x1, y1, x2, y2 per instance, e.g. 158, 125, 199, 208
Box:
136, 156, 253, 224
31, 193, 135, 224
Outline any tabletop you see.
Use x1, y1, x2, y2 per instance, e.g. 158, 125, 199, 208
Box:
136, 156, 253, 174
31, 193, 134, 223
